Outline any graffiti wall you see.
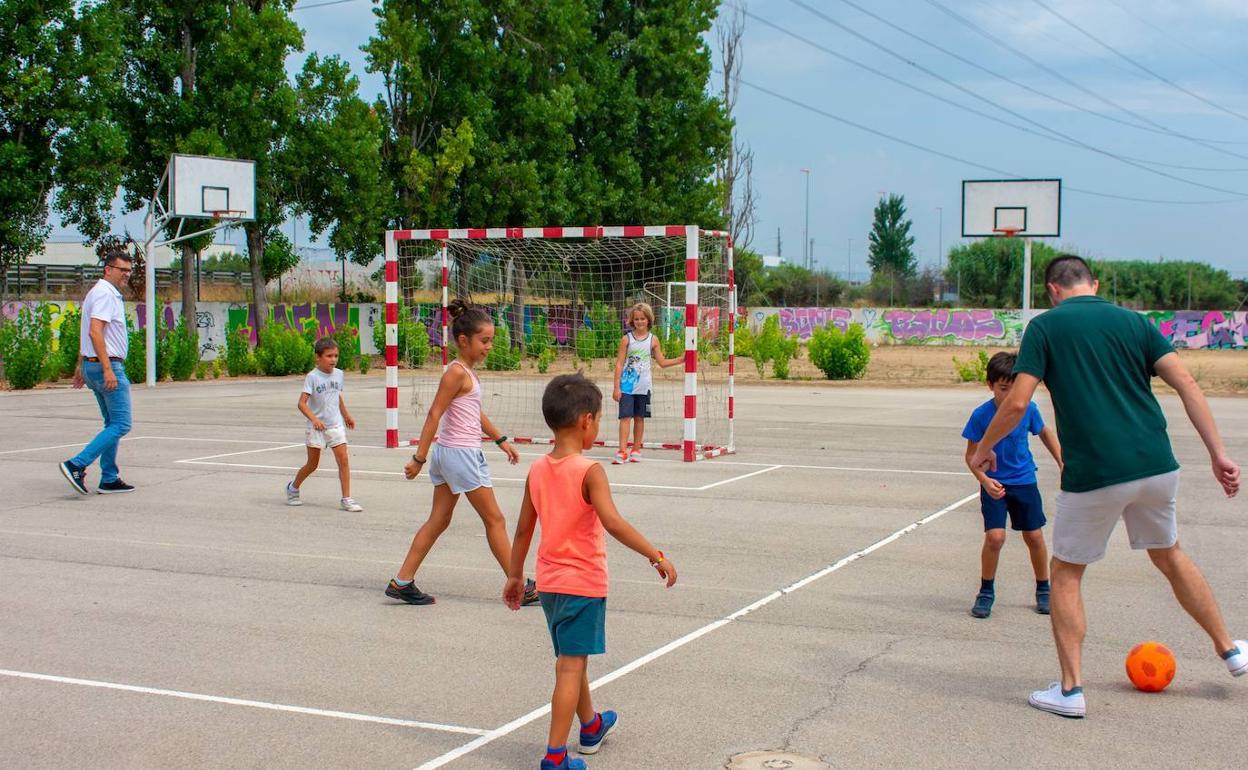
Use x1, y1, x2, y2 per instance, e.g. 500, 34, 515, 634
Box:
749, 307, 1027, 346
1142, 310, 1247, 350
3, 301, 382, 360
8, 301, 1245, 352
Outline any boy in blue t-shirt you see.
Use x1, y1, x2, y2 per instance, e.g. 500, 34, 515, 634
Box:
962, 352, 1063, 619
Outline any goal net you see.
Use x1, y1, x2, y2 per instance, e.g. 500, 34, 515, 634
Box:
383, 226, 736, 462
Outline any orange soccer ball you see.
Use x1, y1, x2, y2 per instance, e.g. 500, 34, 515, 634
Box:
1126, 641, 1177, 692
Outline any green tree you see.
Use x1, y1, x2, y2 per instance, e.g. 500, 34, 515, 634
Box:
284, 53, 390, 269
0, 1, 126, 296
867, 194, 916, 278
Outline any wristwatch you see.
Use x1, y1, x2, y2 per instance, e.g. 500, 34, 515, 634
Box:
411, 454, 426, 464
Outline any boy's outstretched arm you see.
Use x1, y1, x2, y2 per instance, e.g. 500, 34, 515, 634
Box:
651, 336, 681, 368
584, 464, 677, 586
964, 439, 1004, 499
504, 479, 538, 609
1038, 426, 1062, 473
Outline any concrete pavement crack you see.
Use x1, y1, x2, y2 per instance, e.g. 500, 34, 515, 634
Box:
780, 636, 903, 755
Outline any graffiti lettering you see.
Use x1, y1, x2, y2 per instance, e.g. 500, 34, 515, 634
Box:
1145, 310, 1247, 350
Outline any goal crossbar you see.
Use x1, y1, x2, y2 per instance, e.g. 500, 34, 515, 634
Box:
383, 225, 736, 462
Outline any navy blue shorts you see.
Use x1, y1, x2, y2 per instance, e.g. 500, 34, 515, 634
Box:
618, 393, 651, 419
540, 592, 606, 657
980, 482, 1046, 532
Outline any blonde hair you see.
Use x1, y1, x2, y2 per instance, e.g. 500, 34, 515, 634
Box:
628, 302, 655, 330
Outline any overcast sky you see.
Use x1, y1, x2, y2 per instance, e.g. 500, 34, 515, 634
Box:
58, 0, 1248, 277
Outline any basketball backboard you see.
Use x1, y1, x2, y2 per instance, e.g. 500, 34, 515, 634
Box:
962, 179, 1060, 238
169, 154, 255, 220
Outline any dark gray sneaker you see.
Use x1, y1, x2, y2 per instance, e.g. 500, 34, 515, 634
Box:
971, 591, 994, 619
385, 579, 435, 605
59, 461, 89, 495
1035, 586, 1051, 615
97, 479, 135, 494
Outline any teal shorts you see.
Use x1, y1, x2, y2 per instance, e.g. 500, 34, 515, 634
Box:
540, 592, 606, 657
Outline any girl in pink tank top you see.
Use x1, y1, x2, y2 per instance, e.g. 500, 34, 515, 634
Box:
384, 299, 538, 607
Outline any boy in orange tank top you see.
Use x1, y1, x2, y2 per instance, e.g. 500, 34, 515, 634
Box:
504, 373, 677, 770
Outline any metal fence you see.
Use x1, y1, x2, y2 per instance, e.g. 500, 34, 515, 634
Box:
2, 264, 250, 298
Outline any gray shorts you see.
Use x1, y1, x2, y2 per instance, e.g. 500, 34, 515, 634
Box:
428, 444, 492, 494
1052, 470, 1180, 565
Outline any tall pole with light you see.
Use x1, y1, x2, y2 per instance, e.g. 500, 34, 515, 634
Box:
801, 168, 811, 270
936, 206, 944, 300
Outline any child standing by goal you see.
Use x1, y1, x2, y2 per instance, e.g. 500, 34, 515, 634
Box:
611, 302, 681, 464
286, 337, 362, 512
962, 352, 1062, 619
505, 373, 676, 770
385, 299, 538, 606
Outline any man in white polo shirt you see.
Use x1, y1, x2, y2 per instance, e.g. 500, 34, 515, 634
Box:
59, 252, 136, 494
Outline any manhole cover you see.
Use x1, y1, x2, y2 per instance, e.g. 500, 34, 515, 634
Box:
726, 751, 830, 770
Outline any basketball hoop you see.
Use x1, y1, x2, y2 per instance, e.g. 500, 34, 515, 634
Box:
210, 209, 247, 223
992, 227, 1021, 238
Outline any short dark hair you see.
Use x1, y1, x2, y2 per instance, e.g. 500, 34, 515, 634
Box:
103, 252, 132, 268
314, 336, 339, 356
1045, 254, 1094, 288
986, 352, 1017, 385
542, 373, 602, 430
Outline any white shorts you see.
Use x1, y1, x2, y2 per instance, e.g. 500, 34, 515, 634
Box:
428, 444, 492, 494
1052, 470, 1180, 565
306, 425, 348, 450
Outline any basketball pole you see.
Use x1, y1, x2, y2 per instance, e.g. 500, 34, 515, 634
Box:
1022, 237, 1033, 330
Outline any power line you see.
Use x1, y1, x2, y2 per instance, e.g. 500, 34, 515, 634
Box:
1102, 0, 1243, 82
728, 72, 1246, 206
823, 0, 1243, 167
775, 0, 1248, 197
1029, 0, 1248, 124
922, 0, 1248, 149
743, 8, 1247, 176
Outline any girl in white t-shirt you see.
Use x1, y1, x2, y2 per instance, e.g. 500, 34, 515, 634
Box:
611, 302, 681, 464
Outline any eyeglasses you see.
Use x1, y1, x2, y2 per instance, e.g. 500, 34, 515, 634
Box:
106, 264, 133, 275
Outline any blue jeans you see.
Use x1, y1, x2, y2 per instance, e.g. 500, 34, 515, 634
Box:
71, 361, 133, 483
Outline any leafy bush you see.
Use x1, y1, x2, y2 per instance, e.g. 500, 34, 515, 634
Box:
733, 317, 753, 359
537, 347, 556, 374
166, 319, 200, 382
57, 306, 82, 379
750, 315, 785, 377
589, 302, 623, 358
225, 327, 257, 376
370, 302, 430, 367
255, 324, 315, 376
485, 321, 521, 371
772, 334, 799, 380
808, 322, 871, 380
124, 328, 146, 382
953, 350, 990, 383
0, 305, 55, 389
332, 323, 359, 372
212, 358, 222, 378
575, 327, 595, 366
195, 361, 208, 380
358, 355, 371, 375
527, 312, 554, 358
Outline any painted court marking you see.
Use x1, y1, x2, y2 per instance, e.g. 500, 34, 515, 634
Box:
413, 491, 980, 769
0, 668, 489, 737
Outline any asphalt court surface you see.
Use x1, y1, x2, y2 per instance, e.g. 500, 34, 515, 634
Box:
1, 375, 1245, 769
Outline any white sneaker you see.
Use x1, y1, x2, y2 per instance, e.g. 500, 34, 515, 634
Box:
611, 452, 628, 465
340, 497, 363, 512
628, 451, 642, 463
1028, 682, 1085, 718
1225, 640, 1248, 677
286, 482, 302, 506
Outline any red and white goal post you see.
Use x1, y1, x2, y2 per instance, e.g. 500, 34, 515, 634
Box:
383, 225, 736, 462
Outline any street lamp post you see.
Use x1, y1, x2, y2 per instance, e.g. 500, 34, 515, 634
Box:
846, 238, 852, 284
801, 168, 811, 270
936, 206, 944, 300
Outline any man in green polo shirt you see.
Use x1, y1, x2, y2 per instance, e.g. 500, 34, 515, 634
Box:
970, 254, 1242, 719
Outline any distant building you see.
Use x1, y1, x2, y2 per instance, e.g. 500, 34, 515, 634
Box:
762, 254, 786, 269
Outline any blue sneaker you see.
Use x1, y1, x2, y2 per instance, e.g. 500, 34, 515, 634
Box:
578, 710, 617, 755
540, 754, 586, 770
1035, 585, 1051, 615
970, 591, 994, 619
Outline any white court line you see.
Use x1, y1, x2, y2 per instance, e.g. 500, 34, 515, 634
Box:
414, 491, 980, 769
0, 668, 489, 736
175, 444, 303, 463
694, 464, 781, 490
